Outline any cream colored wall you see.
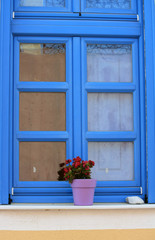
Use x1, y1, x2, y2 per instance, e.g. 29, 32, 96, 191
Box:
0, 230, 155, 240
0, 207, 155, 240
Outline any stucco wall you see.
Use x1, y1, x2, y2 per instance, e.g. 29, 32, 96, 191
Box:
1, 206, 155, 239
0, 230, 155, 240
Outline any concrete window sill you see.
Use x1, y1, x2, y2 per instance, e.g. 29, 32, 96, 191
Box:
0, 203, 154, 210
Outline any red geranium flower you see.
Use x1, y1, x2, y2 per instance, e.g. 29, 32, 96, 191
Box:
58, 156, 95, 183
89, 160, 95, 166
73, 156, 81, 162
75, 156, 81, 162
83, 161, 88, 167
65, 159, 72, 165
74, 162, 81, 168
64, 168, 68, 173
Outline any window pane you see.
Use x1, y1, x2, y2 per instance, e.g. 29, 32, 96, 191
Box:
87, 44, 132, 82
20, 0, 65, 7
19, 92, 66, 131
86, 0, 131, 9
88, 142, 134, 181
20, 43, 66, 82
88, 93, 133, 131
19, 142, 66, 181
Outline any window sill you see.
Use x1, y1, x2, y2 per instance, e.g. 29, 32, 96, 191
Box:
0, 203, 154, 210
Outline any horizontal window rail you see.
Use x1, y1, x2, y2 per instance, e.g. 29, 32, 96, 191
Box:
16, 131, 69, 141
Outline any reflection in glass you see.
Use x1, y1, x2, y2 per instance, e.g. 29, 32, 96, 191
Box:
88, 93, 133, 131
87, 44, 132, 82
19, 142, 66, 181
86, 0, 131, 9
20, 43, 66, 82
20, 92, 66, 131
88, 142, 134, 181
20, 0, 65, 7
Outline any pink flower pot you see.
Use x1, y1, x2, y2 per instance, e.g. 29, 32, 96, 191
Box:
71, 179, 96, 206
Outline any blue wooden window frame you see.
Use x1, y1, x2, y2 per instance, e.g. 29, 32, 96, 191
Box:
14, 0, 137, 14
11, 36, 145, 203
13, 36, 73, 189
81, 38, 141, 188
144, 0, 155, 203
0, 0, 152, 204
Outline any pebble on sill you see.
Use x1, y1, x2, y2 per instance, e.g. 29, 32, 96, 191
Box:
125, 196, 144, 204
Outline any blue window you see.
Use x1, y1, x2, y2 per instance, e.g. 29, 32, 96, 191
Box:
0, 0, 150, 204
81, 0, 137, 14
11, 38, 145, 203
14, 0, 72, 12
14, 0, 137, 14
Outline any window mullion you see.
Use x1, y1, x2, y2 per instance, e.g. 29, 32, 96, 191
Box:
73, 37, 82, 158
73, 0, 80, 13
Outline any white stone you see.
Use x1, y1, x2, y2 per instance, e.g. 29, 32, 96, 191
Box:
126, 196, 144, 204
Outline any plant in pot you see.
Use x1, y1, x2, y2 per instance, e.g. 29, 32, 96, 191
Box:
58, 156, 96, 206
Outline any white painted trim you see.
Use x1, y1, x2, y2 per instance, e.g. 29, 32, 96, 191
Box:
0, 203, 155, 210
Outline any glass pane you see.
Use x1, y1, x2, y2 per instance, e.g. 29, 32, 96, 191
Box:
20, 43, 66, 82
19, 142, 66, 181
20, 92, 66, 131
86, 0, 131, 9
20, 0, 65, 7
88, 142, 134, 181
87, 44, 132, 82
88, 93, 133, 131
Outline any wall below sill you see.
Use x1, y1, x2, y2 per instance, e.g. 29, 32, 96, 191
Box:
0, 203, 155, 230
1, 230, 155, 240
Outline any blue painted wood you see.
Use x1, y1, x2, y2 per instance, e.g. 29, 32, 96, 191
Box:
14, 0, 137, 15
138, 36, 147, 201
14, 180, 71, 188
94, 195, 145, 203
80, 13, 137, 21
85, 83, 136, 92
14, 12, 80, 18
86, 132, 137, 141
13, 38, 20, 190
16, 82, 69, 92
66, 38, 73, 160
13, 37, 73, 189
9, 35, 14, 202
12, 196, 74, 203
14, 12, 137, 22
11, 194, 145, 203
13, 187, 141, 195
0, 0, 146, 203
133, 0, 146, 199
11, 186, 143, 203
81, 38, 87, 162
81, 36, 143, 189
73, 0, 80, 12
144, 0, 155, 203
16, 131, 69, 140
132, 39, 141, 188
96, 180, 140, 187
73, 37, 82, 157
0, 0, 11, 204
11, 20, 141, 37
0, 0, 2, 204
